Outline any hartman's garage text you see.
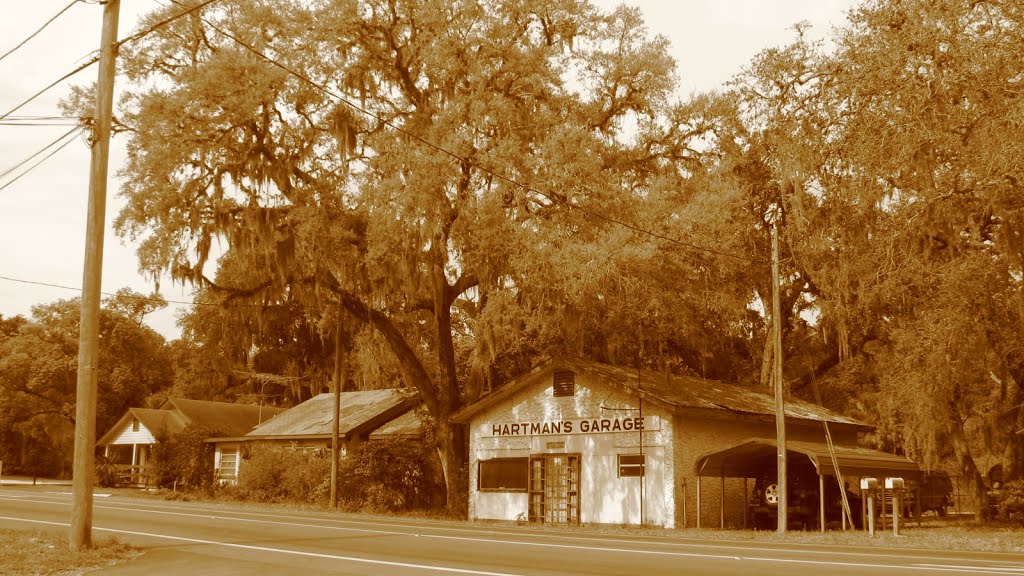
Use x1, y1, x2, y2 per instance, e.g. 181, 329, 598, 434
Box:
490, 417, 644, 437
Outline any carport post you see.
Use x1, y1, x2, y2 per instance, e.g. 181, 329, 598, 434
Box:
743, 477, 748, 529
696, 476, 702, 529
819, 473, 825, 532
720, 474, 725, 529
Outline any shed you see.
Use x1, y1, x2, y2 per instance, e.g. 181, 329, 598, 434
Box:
207, 389, 418, 482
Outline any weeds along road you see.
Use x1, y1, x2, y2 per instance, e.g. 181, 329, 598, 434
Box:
1, 488, 1023, 576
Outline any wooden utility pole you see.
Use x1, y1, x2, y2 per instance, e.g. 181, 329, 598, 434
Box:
71, 0, 120, 551
771, 217, 788, 533
330, 307, 343, 508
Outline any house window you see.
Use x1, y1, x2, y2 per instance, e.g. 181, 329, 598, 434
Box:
131, 418, 140, 432
218, 448, 239, 480
553, 370, 575, 397
618, 454, 645, 478
478, 457, 528, 491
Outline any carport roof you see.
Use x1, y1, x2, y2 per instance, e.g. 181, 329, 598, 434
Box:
696, 438, 920, 479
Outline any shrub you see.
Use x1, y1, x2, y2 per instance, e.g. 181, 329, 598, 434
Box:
347, 438, 445, 513
236, 445, 332, 504
147, 424, 223, 491
997, 480, 1024, 526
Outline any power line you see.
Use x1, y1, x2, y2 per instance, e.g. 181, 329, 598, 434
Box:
0, 125, 80, 179
0, 127, 84, 192
0, 274, 299, 310
0, 0, 224, 122
0, 0, 80, 64
165, 0, 756, 264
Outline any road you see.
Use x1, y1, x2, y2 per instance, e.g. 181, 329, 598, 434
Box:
1, 487, 1022, 575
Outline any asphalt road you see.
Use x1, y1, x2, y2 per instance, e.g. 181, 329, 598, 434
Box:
1, 487, 1022, 575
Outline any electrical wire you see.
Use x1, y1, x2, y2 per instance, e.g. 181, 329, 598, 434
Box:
0, 115, 80, 127
0, 126, 83, 190
0, 274, 300, 309
0, 0, 224, 123
0, 0, 80, 64
0, 125, 80, 179
165, 0, 756, 264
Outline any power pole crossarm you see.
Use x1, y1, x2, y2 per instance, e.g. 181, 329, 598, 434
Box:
70, 0, 120, 551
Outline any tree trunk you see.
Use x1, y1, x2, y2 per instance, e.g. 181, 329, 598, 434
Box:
1002, 373, 1023, 483
947, 414, 988, 522
434, 415, 468, 516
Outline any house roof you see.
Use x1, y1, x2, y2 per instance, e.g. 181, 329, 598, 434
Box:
368, 409, 423, 441
96, 408, 187, 445
452, 356, 870, 430
159, 398, 287, 437
695, 438, 920, 479
208, 389, 417, 442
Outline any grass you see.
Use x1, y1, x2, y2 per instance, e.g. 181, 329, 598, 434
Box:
0, 529, 139, 576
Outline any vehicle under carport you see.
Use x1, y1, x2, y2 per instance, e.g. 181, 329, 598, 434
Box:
694, 438, 922, 531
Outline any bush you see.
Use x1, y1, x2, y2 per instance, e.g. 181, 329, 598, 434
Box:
235, 445, 332, 504
346, 438, 445, 513
230, 438, 444, 513
147, 424, 223, 491
997, 480, 1024, 526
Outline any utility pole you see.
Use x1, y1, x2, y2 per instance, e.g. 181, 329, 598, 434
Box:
330, 305, 343, 508
771, 216, 788, 533
71, 0, 120, 551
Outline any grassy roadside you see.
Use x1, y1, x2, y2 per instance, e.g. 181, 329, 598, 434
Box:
0, 529, 139, 576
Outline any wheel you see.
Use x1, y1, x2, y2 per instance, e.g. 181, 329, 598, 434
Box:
764, 483, 780, 505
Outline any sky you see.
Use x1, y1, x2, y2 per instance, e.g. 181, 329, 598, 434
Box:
0, 0, 855, 341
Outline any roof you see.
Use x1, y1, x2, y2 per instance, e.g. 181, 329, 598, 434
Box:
695, 438, 921, 479
159, 398, 288, 437
452, 356, 870, 429
368, 410, 423, 440
96, 408, 188, 445
211, 389, 417, 442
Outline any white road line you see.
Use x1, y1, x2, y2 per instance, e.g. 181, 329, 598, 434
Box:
3, 493, 1019, 562
915, 566, 1024, 574
3, 513, 1019, 575
0, 515, 526, 576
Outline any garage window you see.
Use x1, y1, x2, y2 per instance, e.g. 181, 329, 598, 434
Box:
479, 458, 528, 491
618, 454, 645, 478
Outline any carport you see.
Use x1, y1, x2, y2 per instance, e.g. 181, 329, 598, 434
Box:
694, 438, 921, 531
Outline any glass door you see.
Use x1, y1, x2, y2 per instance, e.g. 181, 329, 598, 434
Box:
529, 454, 579, 524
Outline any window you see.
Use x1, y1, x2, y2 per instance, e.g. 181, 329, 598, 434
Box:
218, 448, 239, 480
618, 454, 645, 478
478, 458, 528, 491
131, 418, 140, 432
553, 370, 575, 397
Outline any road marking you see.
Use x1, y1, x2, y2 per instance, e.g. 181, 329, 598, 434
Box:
915, 566, 1024, 574
4, 513, 1022, 575
0, 515, 526, 576
3, 493, 1020, 564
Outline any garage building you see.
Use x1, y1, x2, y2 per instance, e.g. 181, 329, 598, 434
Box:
453, 357, 920, 529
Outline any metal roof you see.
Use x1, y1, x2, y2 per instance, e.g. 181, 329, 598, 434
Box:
695, 438, 920, 479
238, 389, 417, 440
368, 410, 423, 440
453, 357, 870, 429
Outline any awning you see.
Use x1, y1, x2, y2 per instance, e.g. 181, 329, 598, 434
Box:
696, 438, 920, 479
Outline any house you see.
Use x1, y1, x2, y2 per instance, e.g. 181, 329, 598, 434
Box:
207, 389, 420, 483
96, 398, 286, 485
452, 356, 919, 530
